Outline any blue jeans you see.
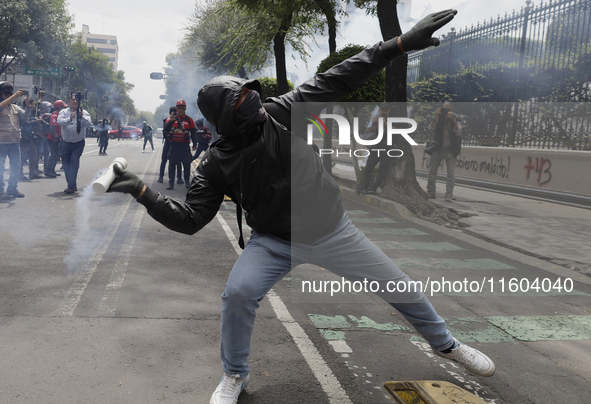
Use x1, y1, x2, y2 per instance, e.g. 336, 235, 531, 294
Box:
220, 213, 453, 377
60, 140, 85, 189
0, 143, 21, 192
427, 148, 457, 198
192, 142, 209, 160
37, 136, 50, 166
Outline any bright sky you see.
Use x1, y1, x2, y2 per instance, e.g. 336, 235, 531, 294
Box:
66, 0, 520, 113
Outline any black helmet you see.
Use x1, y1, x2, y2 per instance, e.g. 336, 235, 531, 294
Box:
0, 81, 14, 96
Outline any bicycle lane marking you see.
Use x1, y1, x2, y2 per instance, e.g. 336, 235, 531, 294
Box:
215, 212, 353, 404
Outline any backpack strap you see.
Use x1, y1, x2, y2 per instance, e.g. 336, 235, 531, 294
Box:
201, 151, 245, 249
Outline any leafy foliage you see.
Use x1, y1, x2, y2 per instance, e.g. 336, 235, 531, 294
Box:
0, 0, 73, 77
65, 41, 135, 124
316, 44, 385, 102
257, 77, 294, 99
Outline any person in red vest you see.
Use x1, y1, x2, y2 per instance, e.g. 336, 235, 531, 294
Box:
45, 100, 66, 177
163, 99, 196, 190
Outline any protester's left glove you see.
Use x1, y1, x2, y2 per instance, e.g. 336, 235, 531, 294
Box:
400, 9, 457, 52
107, 164, 145, 198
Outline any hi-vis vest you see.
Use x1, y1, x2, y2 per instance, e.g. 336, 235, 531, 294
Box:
0, 104, 22, 144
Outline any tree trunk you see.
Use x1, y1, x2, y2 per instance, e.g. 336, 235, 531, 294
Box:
314, 0, 338, 53
375, 0, 464, 227
273, 15, 292, 95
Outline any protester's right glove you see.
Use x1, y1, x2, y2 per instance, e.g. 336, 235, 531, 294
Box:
399, 9, 457, 52
108, 164, 145, 198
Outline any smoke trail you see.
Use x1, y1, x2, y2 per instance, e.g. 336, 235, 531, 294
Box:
62, 169, 107, 276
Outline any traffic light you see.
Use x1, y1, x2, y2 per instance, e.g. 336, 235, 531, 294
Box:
103, 94, 111, 100
150, 72, 164, 80
159, 95, 168, 99
63, 66, 75, 72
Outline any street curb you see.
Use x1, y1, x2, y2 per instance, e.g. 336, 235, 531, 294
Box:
337, 183, 591, 288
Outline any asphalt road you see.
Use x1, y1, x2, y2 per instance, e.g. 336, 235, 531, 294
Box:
1, 140, 590, 403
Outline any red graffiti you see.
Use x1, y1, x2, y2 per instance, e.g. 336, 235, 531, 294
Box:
524, 157, 552, 186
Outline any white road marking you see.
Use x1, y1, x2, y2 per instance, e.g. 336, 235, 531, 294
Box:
55, 152, 154, 317
98, 207, 145, 317
216, 213, 353, 404
55, 198, 133, 317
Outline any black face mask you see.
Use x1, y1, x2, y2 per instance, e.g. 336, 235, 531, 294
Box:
233, 90, 266, 134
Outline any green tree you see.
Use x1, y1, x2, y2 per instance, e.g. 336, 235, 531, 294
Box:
218, 0, 325, 94
184, 0, 249, 78
0, 0, 73, 77
65, 41, 135, 126
257, 77, 294, 99
317, 44, 385, 180
352, 1, 463, 225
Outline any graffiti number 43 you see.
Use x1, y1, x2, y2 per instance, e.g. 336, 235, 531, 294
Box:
524, 157, 552, 186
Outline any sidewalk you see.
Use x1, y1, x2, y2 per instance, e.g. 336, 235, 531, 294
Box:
332, 163, 591, 278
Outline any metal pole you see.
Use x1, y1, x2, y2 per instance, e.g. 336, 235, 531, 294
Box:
518, 0, 532, 70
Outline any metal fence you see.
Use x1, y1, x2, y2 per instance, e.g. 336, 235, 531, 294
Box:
409, 102, 591, 150
407, 0, 591, 149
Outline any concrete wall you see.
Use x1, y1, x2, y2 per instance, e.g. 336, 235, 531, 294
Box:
412, 145, 591, 196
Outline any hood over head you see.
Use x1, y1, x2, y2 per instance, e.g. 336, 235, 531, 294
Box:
197, 76, 263, 139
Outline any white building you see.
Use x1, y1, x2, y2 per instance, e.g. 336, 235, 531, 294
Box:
81, 25, 119, 71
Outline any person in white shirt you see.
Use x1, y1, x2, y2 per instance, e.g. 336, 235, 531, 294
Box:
57, 93, 92, 194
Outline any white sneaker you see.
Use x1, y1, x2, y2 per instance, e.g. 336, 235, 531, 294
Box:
433, 339, 496, 377
209, 373, 250, 404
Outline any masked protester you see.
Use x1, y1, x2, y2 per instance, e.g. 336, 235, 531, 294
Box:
107, 11, 495, 404
0, 82, 30, 199
97, 118, 111, 156
141, 121, 154, 153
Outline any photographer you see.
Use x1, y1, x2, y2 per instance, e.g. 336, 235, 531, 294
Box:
0, 82, 30, 199
426, 101, 462, 202
57, 93, 92, 194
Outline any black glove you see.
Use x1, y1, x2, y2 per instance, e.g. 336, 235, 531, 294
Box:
400, 9, 457, 52
107, 164, 145, 198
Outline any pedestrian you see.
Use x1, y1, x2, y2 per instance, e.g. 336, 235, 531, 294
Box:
426, 101, 462, 202
191, 118, 212, 161
141, 121, 154, 153
158, 106, 182, 184
0, 82, 30, 199
357, 103, 395, 195
118, 123, 123, 141
57, 93, 92, 194
163, 99, 196, 190
107, 10, 495, 404
19, 101, 41, 180
44, 100, 66, 177
97, 119, 111, 155
37, 100, 53, 172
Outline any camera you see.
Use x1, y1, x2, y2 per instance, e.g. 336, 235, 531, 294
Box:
72, 91, 86, 102
440, 107, 450, 117
20, 90, 29, 96
33, 86, 45, 97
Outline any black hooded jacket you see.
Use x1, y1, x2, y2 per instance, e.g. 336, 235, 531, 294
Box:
137, 41, 397, 244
